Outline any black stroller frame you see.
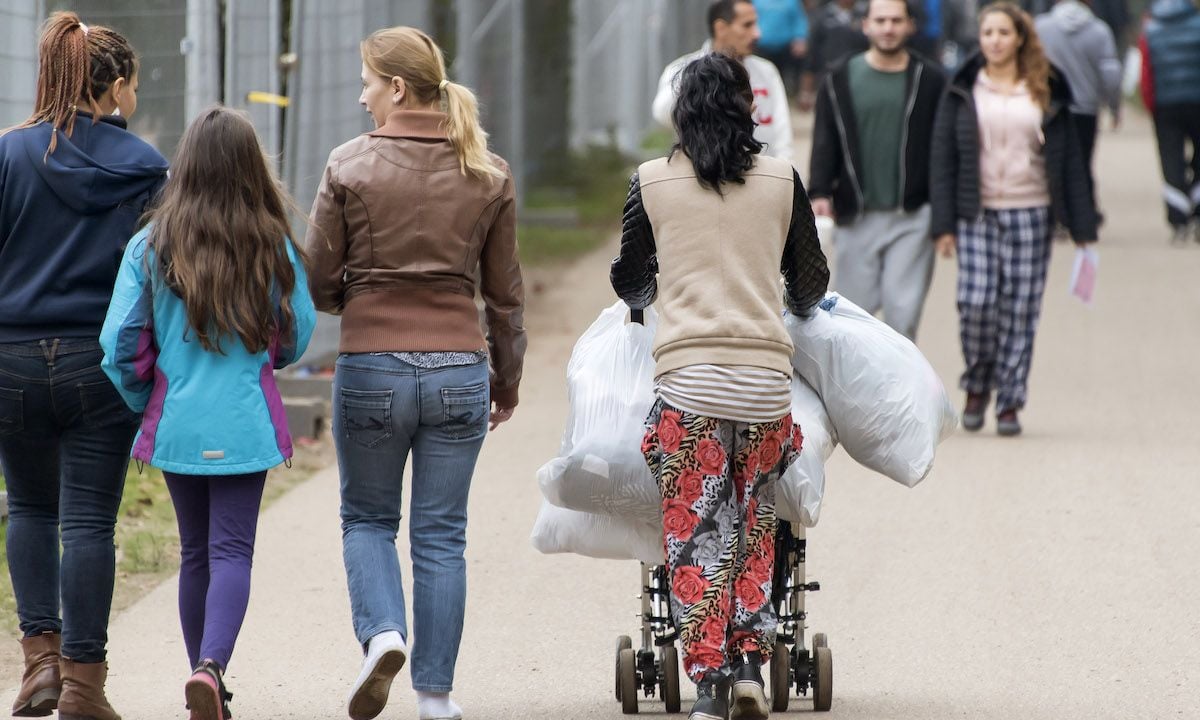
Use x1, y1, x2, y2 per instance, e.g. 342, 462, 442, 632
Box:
613, 521, 833, 714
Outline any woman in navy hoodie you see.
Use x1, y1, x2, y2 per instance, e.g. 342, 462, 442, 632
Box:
0, 12, 167, 720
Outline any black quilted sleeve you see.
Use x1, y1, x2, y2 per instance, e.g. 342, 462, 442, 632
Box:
610, 172, 659, 310
782, 170, 830, 317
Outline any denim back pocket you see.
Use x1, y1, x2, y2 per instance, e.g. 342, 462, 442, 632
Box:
79, 379, 139, 429
0, 387, 23, 435
440, 382, 488, 440
341, 388, 394, 448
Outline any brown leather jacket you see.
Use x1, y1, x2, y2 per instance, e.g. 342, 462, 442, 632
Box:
305, 110, 526, 406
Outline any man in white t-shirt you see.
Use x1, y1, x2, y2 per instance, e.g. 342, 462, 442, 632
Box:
652, 0, 794, 163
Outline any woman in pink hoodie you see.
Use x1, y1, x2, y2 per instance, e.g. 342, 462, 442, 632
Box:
929, 1, 1097, 436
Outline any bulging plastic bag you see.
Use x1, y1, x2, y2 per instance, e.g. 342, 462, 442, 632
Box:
785, 293, 956, 487
531, 500, 664, 565
777, 374, 836, 527
538, 301, 661, 523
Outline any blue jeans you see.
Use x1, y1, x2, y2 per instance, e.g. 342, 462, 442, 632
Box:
334, 354, 489, 693
0, 339, 139, 663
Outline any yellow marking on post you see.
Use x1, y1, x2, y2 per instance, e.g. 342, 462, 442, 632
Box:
246, 91, 289, 108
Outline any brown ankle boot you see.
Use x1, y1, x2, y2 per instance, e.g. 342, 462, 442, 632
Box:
12, 632, 61, 717
57, 659, 121, 720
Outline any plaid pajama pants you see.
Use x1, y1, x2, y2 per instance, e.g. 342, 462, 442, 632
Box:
956, 207, 1052, 413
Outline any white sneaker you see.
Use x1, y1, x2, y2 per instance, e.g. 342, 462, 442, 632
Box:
348, 631, 407, 720
417, 691, 463, 720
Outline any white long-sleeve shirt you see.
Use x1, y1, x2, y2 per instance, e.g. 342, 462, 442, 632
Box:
651, 41, 795, 164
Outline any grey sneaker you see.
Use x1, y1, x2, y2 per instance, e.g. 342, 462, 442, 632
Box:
1170, 225, 1189, 245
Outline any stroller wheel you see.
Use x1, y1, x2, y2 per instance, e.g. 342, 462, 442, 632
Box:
615, 636, 633, 701
619, 647, 640, 714
812, 646, 833, 712
661, 645, 681, 713
770, 640, 791, 712
813, 632, 828, 650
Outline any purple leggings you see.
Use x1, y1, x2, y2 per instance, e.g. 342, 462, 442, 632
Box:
164, 471, 266, 670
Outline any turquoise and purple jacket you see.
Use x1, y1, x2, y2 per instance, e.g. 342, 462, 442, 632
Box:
100, 227, 316, 475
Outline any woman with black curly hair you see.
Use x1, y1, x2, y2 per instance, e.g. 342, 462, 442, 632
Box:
611, 51, 828, 720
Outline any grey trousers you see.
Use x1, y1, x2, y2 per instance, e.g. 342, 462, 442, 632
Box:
832, 205, 935, 340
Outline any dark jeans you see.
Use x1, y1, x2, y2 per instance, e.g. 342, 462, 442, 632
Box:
1073, 112, 1099, 220
0, 339, 139, 663
1152, 103, 1200, 227
165, 471, 266, 671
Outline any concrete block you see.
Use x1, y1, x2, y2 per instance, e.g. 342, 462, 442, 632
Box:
285, 397, 330, 441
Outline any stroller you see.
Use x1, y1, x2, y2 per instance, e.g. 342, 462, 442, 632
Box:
611, 308, 833, 714
613, 521, 832, 714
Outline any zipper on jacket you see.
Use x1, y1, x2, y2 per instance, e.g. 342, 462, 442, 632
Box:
825, 75, 866, 214
897, 63, 923, 208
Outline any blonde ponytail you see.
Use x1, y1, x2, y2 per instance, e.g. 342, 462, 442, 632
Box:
441, 81, 505, 180
361, 26, 505, 181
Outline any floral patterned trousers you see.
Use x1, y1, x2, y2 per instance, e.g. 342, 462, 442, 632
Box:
642, 399, 801, 683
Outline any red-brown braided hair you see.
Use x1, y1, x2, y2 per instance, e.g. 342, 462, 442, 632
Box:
8, 11, 138, 158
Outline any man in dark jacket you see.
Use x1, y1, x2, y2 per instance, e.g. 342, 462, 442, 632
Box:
808, 0, 946, 340
1140, 0, 1200, 243
801, 0, 870, 110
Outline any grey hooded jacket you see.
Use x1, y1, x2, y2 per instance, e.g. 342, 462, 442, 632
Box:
1035, 0, 1122, 116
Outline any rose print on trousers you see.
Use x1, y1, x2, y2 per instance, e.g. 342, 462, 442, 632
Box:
791, 423, 805, 454
730, 629, 761, 654
696, 437, 727, 475
759, 430, 786, 469
687, 642, 728, 674
744, 449, 762, 476
735, 573, 767, 611
733, 466, 752, 503
663, 498, 702, 542
745, 549, 773, 583
657, 408, 686, 453
641, 426, 657, 456
673, 565, 711, 604
698, 614, 728, 648
690, 531, 725, 567
678, 468, 705, 504
746, 496, 760, 532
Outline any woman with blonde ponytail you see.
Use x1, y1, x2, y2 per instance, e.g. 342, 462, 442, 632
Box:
0, 12, 166, 720
305, 25, 525, 720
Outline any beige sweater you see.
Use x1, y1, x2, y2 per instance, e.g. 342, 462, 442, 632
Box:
637, 154, 796, 378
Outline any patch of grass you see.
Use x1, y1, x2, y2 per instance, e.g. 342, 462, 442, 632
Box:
518, 141, 642, 266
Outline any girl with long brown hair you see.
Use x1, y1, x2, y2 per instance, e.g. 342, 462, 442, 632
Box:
930, 1, 1096, 437
306, 25, 526, 720
100, 106, 315, 720
0, 12, 166, 720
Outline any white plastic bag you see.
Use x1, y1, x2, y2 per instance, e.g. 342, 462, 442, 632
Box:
777, 374, 836, 527
531, 500, 664, 564
785, 293, 956, 487
538, 302, 661, 522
